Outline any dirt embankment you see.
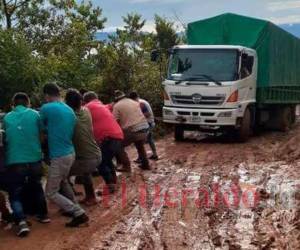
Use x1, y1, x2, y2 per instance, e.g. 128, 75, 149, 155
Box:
1, 125, 300, 250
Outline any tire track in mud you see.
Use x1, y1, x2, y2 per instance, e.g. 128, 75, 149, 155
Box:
89, 159, 186, 249
89, 130, 300, 250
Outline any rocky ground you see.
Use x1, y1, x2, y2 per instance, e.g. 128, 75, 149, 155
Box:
0, 125, 300, 250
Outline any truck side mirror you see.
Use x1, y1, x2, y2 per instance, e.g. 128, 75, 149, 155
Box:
150, 49, 160, 62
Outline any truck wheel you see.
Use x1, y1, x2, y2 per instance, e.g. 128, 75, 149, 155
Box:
174, 125, 184, 141
236, 108, 251, 142
278, 106, 292, 132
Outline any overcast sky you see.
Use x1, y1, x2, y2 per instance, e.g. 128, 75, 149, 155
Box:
92, 0, 300, 32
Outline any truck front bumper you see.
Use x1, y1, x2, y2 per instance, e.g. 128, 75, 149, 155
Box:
163, 106, 239, 128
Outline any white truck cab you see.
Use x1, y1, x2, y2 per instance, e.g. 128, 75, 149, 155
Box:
162, 45, 257, 141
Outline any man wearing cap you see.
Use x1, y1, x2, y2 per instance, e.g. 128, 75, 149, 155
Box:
113, 90, 150, 170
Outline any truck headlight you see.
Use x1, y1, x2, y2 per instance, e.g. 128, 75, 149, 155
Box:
218, 111, 232, 117
164, 109, 174, 115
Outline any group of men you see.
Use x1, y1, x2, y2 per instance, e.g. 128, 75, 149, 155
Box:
0, 83, 158, 237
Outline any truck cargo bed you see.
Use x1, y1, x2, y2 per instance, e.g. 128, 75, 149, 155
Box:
187, 13, 300, 105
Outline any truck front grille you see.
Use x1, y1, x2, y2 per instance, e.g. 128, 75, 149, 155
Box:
171, 94, 225, 105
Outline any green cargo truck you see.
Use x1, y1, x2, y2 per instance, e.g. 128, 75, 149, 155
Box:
159, 13, 300, 141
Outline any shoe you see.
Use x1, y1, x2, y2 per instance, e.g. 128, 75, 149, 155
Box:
16, 221, 30, 237
149, 155, 159, 160
134, 158, 142, 164
65, 213, 89, 228
36, 215, 51, 224
138, 164, 151, 170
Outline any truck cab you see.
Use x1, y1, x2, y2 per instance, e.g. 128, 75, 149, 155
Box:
162, 45, 257, 141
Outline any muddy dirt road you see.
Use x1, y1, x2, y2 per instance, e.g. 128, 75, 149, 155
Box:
0, 126, 300, 250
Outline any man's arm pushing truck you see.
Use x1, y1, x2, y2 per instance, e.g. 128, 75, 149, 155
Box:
153, 13, 300, 141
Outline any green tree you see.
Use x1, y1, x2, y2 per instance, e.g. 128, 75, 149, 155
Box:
0, 0, 106, 101
0, 30, 39, 109
0, 0, 36, 29
154, 15, 179, 53
93, 13, 164, 115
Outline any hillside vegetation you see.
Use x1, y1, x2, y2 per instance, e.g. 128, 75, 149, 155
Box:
0, 0, 182, 114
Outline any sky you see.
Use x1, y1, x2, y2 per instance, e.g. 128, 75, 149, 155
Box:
91, 0, 300, 32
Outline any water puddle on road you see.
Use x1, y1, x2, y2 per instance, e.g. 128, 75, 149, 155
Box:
203, 161, 300, 249
223, 162, 300, 249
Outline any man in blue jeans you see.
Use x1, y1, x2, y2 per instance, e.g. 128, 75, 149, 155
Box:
4, 93, 49, 237
40, 83, 88, 227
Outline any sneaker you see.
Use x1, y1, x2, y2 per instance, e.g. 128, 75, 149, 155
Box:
16, 221, 30, 237
36, 215, 51, 224
65, 213, 89, 228
149, 155, 159, 161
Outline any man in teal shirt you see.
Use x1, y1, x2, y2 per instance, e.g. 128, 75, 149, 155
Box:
4, 93, 49, 237
41, 83, 88, 227
5, 104, 42, 166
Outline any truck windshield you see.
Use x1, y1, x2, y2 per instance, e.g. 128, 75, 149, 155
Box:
168, 49, 239, 82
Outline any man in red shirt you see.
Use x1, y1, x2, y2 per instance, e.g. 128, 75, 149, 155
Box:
83, 92, 130, 191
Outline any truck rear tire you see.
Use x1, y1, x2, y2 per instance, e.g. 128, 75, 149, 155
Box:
174, 125, 184, 141
291, 106, 296, 125
235, 108, 252, 142
278, 106, 293, 132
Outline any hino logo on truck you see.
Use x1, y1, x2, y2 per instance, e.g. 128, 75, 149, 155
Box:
192, 94, 202, 104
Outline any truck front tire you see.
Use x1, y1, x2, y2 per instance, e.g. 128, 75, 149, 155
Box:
235, 108, 252, 142
174, 125, 184, 141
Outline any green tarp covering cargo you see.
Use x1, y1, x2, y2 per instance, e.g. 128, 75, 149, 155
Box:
187, 13, 300, 104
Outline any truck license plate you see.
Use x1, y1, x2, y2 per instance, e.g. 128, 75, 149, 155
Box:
191, 116, 201, 122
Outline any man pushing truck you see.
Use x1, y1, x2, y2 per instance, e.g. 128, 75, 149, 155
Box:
152, 13, 300, 141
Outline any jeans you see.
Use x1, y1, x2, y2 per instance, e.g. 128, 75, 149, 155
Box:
46, 154, 85, 217
6, 162, 48, 223
98, 139, 121, 184
147, 125, 157, 157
